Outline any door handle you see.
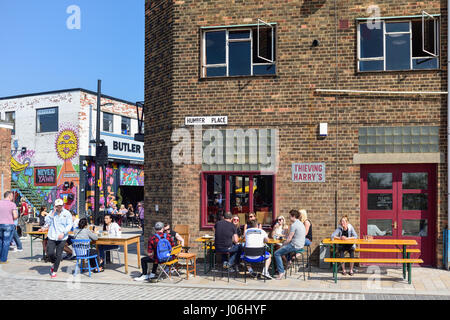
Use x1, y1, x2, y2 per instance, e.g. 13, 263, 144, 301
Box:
393, 221, 397, 230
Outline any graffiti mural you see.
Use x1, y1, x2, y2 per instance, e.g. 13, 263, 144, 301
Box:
10, 125, 80, 213
119, 165, 144, 186
85, 162, 119, 210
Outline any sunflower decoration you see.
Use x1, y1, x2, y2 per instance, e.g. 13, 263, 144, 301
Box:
55, 129, 79, 161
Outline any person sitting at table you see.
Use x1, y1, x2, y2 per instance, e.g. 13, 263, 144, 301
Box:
274, 209, 306, 280
242, 220, 272, 279
97, 214, 122, 267
331, 215, 358, 276
118, 204, 128, 226
232, 215, 243, 238
243, 212, 262, 234
215, 211, 242, 270
299, 209, 312, 246
270, 215, 288, 240
73, 218, 103, 272
134, 221, 175, 281
163, 223, 184, 247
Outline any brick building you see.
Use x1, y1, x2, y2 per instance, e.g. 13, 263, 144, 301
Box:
0, 122, 13, 195
145, 0, 448, 267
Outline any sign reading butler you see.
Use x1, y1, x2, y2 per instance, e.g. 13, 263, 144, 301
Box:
292, 163, 326, 182
100, 132, 144, 163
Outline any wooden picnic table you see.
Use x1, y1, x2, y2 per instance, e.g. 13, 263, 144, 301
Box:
24, 231, 47, 260
322, 238, 420, 284
93, 234, 141, 274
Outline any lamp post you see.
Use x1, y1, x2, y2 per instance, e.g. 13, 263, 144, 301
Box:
90, 80, 113, 225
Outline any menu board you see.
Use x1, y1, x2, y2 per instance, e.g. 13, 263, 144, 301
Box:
34, 166, 57, 186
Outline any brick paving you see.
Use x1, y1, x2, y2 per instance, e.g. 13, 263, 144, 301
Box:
1, 228, 449, 300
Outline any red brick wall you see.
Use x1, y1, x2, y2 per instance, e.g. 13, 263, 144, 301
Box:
145, 0, 448, 266
0, 127, 12, 193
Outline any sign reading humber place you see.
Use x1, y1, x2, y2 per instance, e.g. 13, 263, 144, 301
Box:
100, 132, 144, 162
292, 163, 326, 182
185, 116, 228, 126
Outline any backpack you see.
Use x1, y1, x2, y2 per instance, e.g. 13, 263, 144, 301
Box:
155, 233, 172, 262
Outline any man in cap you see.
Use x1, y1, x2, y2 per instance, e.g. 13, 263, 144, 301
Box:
41, 198, 72, 278
134, 221, 175, 282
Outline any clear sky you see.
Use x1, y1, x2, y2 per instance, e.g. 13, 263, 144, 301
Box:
0, 0, 144, 103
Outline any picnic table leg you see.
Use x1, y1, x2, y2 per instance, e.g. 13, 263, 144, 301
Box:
136, 238, 141, 269
408, 262, 412, 284
30, 235, 33, 260
403, 245, 407, 279
124, 243, 129, 274
333, 244, 337, 283
203, 242, 207, 274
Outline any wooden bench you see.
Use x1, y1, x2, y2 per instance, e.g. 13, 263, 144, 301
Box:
324, 258, 423, 284
355, 248, 420, 254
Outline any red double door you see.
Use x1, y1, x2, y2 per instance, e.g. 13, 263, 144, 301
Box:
360, 164, 436, 266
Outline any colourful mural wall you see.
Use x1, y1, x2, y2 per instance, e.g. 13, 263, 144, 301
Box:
85, 161, 119, 210
11, 124, 80, 212
119, 165, 144, 186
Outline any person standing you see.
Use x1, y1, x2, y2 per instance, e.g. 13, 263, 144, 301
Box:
0, 191, 19, 263
10, 216, 23, 252
18, 198, 29, 238
138, 202, 144, 235
274, 209, 306, 280
42, 199, 73, 278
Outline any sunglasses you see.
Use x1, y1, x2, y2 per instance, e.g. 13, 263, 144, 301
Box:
278, 218, 284, 221
233, 218, 239, 221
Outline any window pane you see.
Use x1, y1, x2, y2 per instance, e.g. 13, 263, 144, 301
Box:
368, 193, 393, 210
121, 117, 131, 135
230, 175, 250, 215
402, 193, 428, 210
386, 33, 410, 70
359, 60, 384, 71
37, 108, 58, 133
412, 20, 436, 57
206, 67, 226, 77
253, 64, 276, 75
229, 41, 251, 76
103, 113, 113, 132
207, 175, 226, 224
229, 30, 250, 39
205, 31, 226, 65
253, 175, 273, 225
402, 172, 428, 189
385, 22, 409, 33
413, 58, 438, 69
367, 219, 392, 236
253, 28, 275, 63
368, 173, 392, 189
5, 111, 15, 135
359, 23, 383, 58
402, 219, 428, 237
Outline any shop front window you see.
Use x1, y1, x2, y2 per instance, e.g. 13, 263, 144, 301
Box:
202, 172, 275, 228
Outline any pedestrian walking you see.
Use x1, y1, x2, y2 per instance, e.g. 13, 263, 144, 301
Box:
138, 202, 144, 235
42, 199, 72, 278
0, 191, 19, 264
10, 217, 23, 252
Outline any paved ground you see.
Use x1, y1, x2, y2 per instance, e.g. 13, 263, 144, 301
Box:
1, 227, 449, 300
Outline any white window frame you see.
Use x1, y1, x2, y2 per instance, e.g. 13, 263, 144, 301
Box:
202, 25, 276, 78
103, 112, 114, 133
357, 17, 440, 72
422, 11, 439, 57
257, 19, 275, 63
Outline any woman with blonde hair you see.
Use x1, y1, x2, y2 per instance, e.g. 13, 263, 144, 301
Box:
270, 215, 288, 240
331, 215, 358, 276
299, 209, 312, 246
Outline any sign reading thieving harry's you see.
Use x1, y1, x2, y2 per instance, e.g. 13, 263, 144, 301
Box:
292, 163, 325, 182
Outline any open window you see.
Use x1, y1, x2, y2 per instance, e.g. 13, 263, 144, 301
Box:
358, 14, 440, 72
202, 22, 276, 78
422, 11, 438, 57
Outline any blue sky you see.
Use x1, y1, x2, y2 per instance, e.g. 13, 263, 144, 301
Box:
0, 0, 144, 102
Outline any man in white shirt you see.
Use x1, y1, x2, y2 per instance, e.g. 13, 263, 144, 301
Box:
243, 220, 272, 279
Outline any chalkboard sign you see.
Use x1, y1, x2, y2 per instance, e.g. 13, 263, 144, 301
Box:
34, 167, 57, 186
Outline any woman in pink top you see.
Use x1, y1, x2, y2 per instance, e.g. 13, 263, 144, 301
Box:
0, 191, 19, 263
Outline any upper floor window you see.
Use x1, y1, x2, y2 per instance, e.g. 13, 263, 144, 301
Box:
201, 22, 276, 78
121, 116, 131, 135
357, 15, 439, 72
103, 112, 114, 132
5, 111, 15, 135
36, 107, 58, 133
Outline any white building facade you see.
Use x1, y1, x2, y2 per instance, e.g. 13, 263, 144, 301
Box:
0, 89, 144, 214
